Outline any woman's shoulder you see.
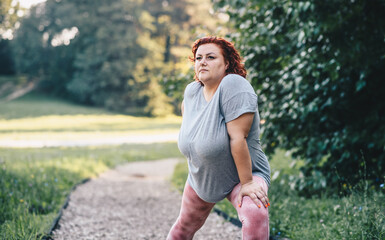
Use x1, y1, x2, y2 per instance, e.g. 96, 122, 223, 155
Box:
222, 73, 247, 82
184, 81, 201, 98
220, 74, 255, 94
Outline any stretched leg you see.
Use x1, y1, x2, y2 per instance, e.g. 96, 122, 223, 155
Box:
167, 181, 215, 240
227, 176, 269, 240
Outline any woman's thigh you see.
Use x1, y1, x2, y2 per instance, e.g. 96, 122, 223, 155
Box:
168, 181, 215, 240
178, 181, 215, 225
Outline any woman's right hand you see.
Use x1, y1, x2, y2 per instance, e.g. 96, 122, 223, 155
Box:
237, 179, 269, 208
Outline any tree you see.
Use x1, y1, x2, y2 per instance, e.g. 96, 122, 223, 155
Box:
11, 0, 226, 116
0, 0, 20, 36
0, 39, 14, 74
12, 0, 173, 115
0, 0, 21, 75
65, 0, 149, 111
214, 0, 385, 194
11, 4, 48, 80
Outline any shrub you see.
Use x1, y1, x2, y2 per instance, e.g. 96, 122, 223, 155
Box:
214, 0, 385, 194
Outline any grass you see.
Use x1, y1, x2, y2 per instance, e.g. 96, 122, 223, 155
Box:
171, 149, 385, 239
0, 92, 184, 239
0, 92, 110, 119
0, 93, 182, 143
0, 75, 28, 99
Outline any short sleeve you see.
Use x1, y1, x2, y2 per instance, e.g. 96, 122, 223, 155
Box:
220, 74, 258, 123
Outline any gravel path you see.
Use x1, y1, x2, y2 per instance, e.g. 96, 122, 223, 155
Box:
52, 158, 241, 240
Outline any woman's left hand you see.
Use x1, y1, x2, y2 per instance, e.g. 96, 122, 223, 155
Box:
237, 180, 269, 208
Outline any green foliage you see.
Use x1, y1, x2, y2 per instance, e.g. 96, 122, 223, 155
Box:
162, 70, 194, 115
171, 149, 385, 239
0, 0, 20, 33
9, 0, 227, 116
0, 39, 15, 74
214, 0, 385, 193
11, 6, 47, 80
11, 0, 175, 116
66, 0, 148, 111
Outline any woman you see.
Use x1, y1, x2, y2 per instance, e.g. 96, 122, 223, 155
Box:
167, 37, 271, 240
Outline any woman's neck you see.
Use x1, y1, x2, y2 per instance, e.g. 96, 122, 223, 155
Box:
202, 81, 220, 102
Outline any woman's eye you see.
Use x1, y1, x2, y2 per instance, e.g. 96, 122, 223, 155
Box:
208, 56, 215, 59
196, 57, 202, 60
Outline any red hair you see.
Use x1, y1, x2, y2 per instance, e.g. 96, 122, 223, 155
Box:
190, 36, 247, 81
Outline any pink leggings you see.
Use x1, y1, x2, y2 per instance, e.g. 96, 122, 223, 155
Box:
167, 176, 269, 240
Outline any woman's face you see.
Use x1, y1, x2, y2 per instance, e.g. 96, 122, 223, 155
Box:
194, 43, 228, 85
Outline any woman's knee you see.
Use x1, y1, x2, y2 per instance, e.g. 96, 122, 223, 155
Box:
243, 208, 268, 227
237, 198, 269, 240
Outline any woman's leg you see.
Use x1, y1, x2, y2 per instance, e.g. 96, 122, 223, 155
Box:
227, 176, 269, 240
167, 181, 215, 240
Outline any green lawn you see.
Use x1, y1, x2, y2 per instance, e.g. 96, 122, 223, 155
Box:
0, 93, 183, 239
0, 93, 182, 143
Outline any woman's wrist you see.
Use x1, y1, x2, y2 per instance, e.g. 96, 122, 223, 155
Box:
240, 176, 253, 185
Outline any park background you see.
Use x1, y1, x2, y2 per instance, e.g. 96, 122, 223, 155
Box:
0, 0, 384, 239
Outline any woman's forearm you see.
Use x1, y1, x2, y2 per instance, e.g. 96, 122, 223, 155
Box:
230, 137, 253, 185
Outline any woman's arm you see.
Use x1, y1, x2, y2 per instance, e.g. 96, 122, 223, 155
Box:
226, 113, 269, 208
181, 100, 184, 116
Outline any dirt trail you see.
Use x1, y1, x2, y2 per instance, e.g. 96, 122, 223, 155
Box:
52, 158, 241, 240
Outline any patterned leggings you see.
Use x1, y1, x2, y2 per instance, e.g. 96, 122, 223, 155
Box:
167, 176, 269, 240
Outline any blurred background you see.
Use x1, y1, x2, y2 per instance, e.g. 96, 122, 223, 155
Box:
0, 0, 230, 116
0, 0, 384, 239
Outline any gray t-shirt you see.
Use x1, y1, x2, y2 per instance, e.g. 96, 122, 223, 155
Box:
178, 74, 271, 203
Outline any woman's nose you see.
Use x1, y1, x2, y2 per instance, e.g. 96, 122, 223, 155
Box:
200, 58, 207, 65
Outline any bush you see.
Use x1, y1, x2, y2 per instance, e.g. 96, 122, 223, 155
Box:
214, 0, 385, 194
